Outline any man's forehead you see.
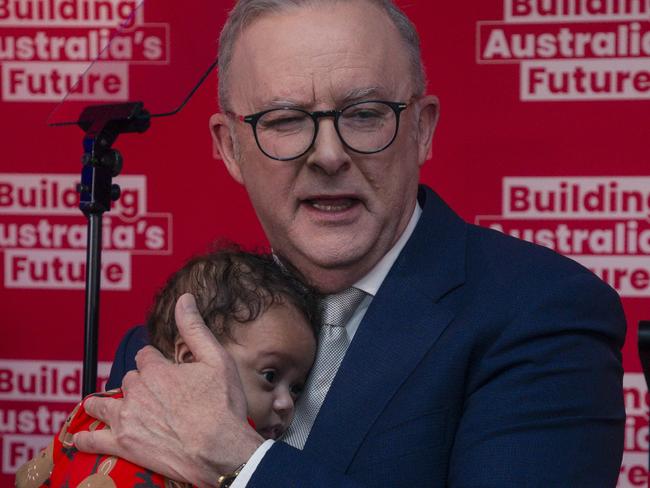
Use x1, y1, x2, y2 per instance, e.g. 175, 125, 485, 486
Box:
227, 3, 410, 110
233, 12, 399, 62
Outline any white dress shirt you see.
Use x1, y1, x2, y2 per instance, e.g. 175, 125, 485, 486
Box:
232, 203, 422, 487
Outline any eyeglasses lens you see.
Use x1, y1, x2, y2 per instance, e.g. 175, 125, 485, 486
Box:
339, 102, 397, 153
256, 110, 313, 160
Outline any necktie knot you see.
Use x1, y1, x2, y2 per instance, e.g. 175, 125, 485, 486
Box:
320, 287, 367, 328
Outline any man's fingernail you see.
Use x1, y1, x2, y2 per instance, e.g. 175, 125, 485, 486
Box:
181, 294, 197, 312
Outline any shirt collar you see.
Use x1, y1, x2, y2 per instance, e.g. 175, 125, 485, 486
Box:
353, 202, 422, 298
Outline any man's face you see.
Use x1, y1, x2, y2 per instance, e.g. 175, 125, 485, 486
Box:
212, 0, 438, 292
224, 303, 316, 440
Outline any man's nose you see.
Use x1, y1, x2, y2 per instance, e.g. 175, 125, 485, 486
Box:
305, 118, 351, 175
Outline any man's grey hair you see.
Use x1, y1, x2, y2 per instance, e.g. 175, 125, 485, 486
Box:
217, 0, 427, 111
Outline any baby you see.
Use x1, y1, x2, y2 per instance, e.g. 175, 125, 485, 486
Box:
16, 246, 319, 487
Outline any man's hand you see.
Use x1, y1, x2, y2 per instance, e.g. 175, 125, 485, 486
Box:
73, 293, 264, 487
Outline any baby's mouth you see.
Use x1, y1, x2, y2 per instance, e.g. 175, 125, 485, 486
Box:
258, 425, 283, 440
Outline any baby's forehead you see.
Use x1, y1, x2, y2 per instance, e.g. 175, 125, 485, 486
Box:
245, 298, 317, 333
226, 303, 316, 353
241, 301, 315, 335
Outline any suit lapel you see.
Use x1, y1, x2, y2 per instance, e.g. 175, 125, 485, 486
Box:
302, 186, 467, 470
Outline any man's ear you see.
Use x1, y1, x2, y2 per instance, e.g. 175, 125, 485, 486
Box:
416, 95, 440, 165
173, 337, 195, 364
209, 112, 244, 184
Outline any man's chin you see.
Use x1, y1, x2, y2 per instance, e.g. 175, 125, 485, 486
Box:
300, 242, 369, 269
278, 245, 375, 291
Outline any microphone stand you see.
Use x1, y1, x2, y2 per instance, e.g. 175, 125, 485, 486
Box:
69, 57, 218, 398
76, 102, 150, 397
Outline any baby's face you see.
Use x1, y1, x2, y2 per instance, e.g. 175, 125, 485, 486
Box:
224, 303, 316, 440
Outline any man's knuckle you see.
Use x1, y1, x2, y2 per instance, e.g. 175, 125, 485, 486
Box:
77, 432, 94, 450
123, 370, 133, 383
184, 318, 206, 331
93, 401, 107, 419
113, 428, 129, 447
117, 405, 132, 425
135, 346, 156, 366
122, 370, 139, 389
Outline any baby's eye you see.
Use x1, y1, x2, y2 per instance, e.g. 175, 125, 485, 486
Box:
262, 370, 277, 384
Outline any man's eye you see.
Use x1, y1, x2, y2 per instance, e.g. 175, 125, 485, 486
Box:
341, 109, 386, 130
262, 370, 277, 383
349, 109, 381, 119
258, 112, 308, 132
262, 117, 300, 127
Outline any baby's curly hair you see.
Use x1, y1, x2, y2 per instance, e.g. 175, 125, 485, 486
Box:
147, 243, 319, 359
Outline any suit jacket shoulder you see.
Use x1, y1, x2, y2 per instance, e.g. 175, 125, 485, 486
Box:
106, 325, 149, 390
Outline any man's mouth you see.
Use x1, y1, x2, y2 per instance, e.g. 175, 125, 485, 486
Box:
303, 196, 360, 213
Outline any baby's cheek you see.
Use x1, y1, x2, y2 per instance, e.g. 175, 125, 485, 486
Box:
244, 390, 267, 425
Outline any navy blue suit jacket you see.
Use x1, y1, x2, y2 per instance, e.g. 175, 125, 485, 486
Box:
107, 186, 626, 487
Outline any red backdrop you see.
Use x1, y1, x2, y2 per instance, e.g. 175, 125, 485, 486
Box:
1, 1, 648, 485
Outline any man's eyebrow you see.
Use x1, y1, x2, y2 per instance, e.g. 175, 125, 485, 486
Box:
339, 86, 387, 104
264, 98, 308, 109
254, 87, 389, 111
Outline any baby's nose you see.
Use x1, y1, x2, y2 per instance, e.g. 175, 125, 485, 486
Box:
274, 388, 295, 415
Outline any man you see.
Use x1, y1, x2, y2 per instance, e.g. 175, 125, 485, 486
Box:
75, 0, 626, 486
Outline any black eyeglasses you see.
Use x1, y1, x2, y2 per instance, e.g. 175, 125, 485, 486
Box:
228, 100, 410, 161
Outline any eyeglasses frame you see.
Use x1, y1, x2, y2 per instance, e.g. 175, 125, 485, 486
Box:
228, 99, 410, 161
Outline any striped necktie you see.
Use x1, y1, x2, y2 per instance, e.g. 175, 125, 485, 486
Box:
282, 287, 367, 449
